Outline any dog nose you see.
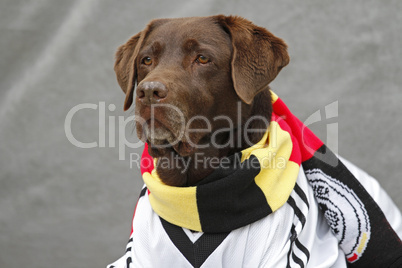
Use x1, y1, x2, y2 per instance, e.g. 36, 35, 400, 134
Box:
137, 81, 168, 103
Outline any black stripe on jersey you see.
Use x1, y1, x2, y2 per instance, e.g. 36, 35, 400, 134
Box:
139, 187, 147, 198
291, 250, 304, 268
295, 238, 310, 261
287, 196, 306, 227
286, 225, 310, 268
293, 183, 309, 208
126, 256, 132, 267
160, 217, 229, 268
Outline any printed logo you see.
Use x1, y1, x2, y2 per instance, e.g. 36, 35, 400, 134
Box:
305, 169, 371, 263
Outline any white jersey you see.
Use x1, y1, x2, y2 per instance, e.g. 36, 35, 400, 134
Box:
108, 159, 402, 268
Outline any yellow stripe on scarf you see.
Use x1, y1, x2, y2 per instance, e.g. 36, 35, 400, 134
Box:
241, 120, 299, 212
271, 91, 279, 103
143, 170, 202, 231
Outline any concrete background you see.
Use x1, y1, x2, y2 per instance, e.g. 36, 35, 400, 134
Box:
0, 0, 401, 267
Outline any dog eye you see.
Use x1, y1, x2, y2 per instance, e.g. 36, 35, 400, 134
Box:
196, 55, 210, 64
142, 57, 153, 65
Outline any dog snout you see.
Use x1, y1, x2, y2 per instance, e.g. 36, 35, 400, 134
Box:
137, 81, 168, 104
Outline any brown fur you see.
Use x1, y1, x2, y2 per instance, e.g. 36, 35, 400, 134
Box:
114, 15, 289, 186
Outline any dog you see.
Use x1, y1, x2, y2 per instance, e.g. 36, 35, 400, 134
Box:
109, 15, 402, 268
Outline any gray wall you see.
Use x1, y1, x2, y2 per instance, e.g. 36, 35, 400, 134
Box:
1, 0, 401, 267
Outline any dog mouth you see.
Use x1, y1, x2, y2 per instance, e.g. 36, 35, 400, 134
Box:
140, 119, 197, 157
143, 119, 174, 144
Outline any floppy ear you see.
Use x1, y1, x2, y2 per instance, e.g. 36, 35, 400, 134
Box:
114, 33, 140, 111
216, 15, 290, 104
114, 23, 154, 111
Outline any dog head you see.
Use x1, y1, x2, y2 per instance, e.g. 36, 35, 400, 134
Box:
114, 15, 289, 162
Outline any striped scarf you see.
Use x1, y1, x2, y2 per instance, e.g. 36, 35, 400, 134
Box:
140, 92, 402, 267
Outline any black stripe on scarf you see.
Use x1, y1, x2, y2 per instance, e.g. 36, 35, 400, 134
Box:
304, 145, 402, 267
196, 154, 272, 233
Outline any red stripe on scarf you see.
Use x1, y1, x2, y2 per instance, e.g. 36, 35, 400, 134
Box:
272, 97, 323, 161
141, 143, 153, 175
272, 114, 301, 165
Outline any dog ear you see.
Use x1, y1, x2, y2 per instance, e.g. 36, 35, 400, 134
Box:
114, 23, 156, 111
114, 32, 141, 111
216, 15, 290, 104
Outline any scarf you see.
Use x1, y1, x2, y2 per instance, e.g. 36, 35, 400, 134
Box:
139, 91, 402, 267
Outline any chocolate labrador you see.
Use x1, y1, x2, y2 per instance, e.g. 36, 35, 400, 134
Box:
110, 15, 402, 268
114, 15, 288, 186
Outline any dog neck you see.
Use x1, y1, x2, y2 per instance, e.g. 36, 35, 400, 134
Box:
153, 88, 272, 187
